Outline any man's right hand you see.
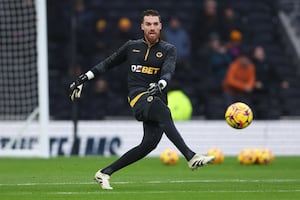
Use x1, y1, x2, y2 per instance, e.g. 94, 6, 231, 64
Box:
69, 74, 88, 101
147, 80, 167, 95
245, 84, 253, 93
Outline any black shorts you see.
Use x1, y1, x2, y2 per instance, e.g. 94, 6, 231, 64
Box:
131, 94, 159, 121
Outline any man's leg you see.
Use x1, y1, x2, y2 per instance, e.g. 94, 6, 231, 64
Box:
100, 121, 163, 176
148, 98, 214, 168
148, 99, 195, 160
95, 121, 163, 189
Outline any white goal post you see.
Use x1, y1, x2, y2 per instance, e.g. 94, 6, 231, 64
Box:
0, 0, 49, 157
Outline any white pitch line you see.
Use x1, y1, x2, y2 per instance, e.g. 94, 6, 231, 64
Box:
47, 190, 300, 195
0, 179, 299, 187
2, 190, 300, 195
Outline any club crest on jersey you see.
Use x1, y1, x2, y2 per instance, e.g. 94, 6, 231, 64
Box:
156, 52, 163, 58
147, 95, 154, 102
131, 65, 160, 75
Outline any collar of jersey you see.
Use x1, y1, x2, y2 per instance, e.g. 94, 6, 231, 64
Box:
143, 37, 160, 47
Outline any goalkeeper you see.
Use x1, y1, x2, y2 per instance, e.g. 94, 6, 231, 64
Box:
69, 9, 214, 190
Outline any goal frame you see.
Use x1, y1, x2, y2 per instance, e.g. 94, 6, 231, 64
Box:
0, 0, 49, 158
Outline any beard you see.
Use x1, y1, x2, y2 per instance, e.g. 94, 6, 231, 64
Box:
145, 31, 160, 44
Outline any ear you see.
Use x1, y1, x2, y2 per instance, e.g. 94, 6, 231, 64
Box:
159, 22, 162, 30
141, 23, 144, 31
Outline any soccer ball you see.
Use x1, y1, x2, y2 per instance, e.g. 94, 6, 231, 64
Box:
207, 148, 224, 164
160, 149, 179, 165
238, 148, 257, 165
256, 148, 274, 165
225, 102, 253, 129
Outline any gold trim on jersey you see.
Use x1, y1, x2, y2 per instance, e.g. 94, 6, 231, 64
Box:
143, 38, 159, 61
128, 92, 148, 108
144, 46, 151, 61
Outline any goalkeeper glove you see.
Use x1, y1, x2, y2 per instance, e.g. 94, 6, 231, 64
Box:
69, 74, 88, 101
69, 71, 95, 101
147, 80, 167, 95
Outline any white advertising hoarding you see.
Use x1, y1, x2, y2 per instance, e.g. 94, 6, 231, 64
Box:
0, 120, 299, 157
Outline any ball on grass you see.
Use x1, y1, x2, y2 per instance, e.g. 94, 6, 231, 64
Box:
207, 148, 224, 164
160, 149, 179, 166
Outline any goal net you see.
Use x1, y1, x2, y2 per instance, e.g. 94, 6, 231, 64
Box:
0, 0, 49, 157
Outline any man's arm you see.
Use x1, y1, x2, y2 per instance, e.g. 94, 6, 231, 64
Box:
249, 65, 256, 87
226, 63, 255, 92
69, 41, 129, 101
148, 44, 176, 95
160, 44, 176, 86
90, 40, 129, 77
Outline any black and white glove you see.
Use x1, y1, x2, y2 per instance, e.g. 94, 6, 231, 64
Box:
147, 80, 167, 95
69, 71, 94, 101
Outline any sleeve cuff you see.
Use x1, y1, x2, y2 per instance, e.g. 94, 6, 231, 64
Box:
158, 79, 167, 90
85, 71, 95, 80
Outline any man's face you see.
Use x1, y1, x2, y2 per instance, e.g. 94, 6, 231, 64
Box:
240, 56, 251, 67
141, 15, 162, 44
253, 47, 265, 61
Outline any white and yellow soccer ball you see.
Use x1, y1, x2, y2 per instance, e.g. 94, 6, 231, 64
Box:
160, 149, 179, 166
207, 148, 224, 164
255, 148, 275, 165
225, 102, 253, 129
238, 148, 257, 165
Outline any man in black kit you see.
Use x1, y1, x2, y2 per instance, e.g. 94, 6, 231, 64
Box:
70, 9, 214, 190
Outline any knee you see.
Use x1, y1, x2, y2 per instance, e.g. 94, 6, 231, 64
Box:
146, 140, 160, 152
139, 139, 160, 154
148, 140, 160, 151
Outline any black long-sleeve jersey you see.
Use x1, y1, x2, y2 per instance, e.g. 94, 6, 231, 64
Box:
90, 38, 176, 103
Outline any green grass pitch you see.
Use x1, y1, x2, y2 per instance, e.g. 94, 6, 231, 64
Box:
0, 156, 300, 200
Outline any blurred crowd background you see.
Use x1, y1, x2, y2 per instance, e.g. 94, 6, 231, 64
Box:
47, 0, 300, 120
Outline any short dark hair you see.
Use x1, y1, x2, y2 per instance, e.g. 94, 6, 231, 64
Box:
141, 9, 161, 23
